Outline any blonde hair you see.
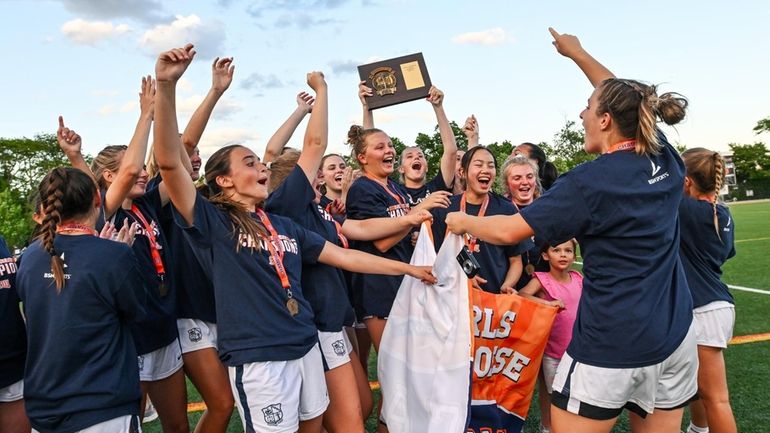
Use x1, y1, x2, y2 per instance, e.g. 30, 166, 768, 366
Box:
597, 79, 688, 155
682, 147, 725, 241
146, 143, 159, 179
500, 154, 542, 199
90, 145, 127, 190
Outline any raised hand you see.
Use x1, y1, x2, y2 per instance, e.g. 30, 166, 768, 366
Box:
306, 71, 327, 91
56, 116, 82, 156
297, 91, 315, 114
548, 27, 585, 59
463, 115, 478, 140
211, 56, 235, 93
155, 43, 196, 82
358, 80, 373, 107
139, 75, 156, 118
426, 86, 444, 107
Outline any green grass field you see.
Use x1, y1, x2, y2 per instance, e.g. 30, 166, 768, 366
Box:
144, 201, 770, 433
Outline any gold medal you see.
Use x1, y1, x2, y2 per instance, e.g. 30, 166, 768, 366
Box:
286, 298, 299, 316
525, 264, 535, 276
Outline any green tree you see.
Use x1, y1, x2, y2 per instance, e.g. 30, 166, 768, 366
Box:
540, 120, 595, 173
0, 134, 71, 196
753, 117, 770, 135
728, 142, 770, 182
0, 187, 33, 248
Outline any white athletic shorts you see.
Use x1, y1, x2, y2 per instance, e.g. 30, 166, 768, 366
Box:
318, 330, 353, 371
693, 301, 735, 349
0, 379, 23, 402
177, 318, 218, 354
138, 339, 183, 382
229, 343, 329, 433
551, 324, 698, 419
33, 414, 140, 433
541, 355, 561, 394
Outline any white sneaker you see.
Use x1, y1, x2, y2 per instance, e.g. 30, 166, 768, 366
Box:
143, 398, 159, 423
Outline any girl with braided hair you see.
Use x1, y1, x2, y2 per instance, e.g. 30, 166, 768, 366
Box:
679, 149, 737, 433
16, 167, 145, 433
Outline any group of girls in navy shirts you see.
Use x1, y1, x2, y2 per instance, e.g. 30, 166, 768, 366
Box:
0, 27, 739, 433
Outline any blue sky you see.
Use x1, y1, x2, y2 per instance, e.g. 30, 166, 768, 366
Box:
1, 0, 768, 161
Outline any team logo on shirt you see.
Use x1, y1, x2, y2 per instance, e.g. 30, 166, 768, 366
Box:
387, 203, 410, 218
332, 339, 346, 356
0, 257, 16, 289
188, 327, 202, 343
43, 253, 71, 281
724, 217, 732, 232
237, 232, 299, 255
647, 158, 669, 185
262, 403, 283, 426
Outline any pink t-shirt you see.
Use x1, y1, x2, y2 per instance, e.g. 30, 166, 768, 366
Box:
534, 270, 583, 359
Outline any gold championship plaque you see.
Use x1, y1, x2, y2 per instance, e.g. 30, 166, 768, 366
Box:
358, 53, 432, 110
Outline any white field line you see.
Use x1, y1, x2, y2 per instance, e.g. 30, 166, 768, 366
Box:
573, 261, 770, 296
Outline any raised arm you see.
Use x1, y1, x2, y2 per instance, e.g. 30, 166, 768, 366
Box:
103, 76, 155, 218
342, 209, 431, 241
154, 44, 198, 225
463, 115, 479, 149
446, 212, 534, 246
262, 92, 314, 163
318, 241, 436, 284
358, 80, 374, 129
181, 57, 234, 154
428, 86, 458, 187
549, 27, 615, 88
56, 116, 93, 180
296, 72, 328, 184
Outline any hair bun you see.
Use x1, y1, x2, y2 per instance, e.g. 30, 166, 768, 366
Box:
347, 125, 364, 146
655, 92, 688, 126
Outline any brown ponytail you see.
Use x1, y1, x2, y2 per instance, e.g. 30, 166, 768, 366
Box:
597, 79, 688, 155
203, 145, 268, 252
36, 167, 98, 291
682, 148, 726, 241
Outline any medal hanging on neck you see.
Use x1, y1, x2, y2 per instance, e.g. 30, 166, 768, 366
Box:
256, 209, 299, 316
459, 193, 489, 253
525, 263, 535, 276
129, 205, 167, 297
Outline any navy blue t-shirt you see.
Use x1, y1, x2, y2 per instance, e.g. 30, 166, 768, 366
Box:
404, 170, 452, 206
177, 195, 326, 365
149, 176, 217, 324
679, 197, 736, 308
17, 236, 145, 433
0, 236, 25, 389
266, 166, 356, 332
511, 203, 551, 291
520, 132, 693, 368
106, 188, 178, 355
431, 193, 531, 293
346, 176, 413, 318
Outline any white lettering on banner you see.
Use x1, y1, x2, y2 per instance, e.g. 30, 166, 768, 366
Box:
473, 306, 517, 339
473, 345, 531, 382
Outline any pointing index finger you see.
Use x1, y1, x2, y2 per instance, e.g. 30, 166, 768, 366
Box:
58, 115, 65, 128
548, 27, 560, 39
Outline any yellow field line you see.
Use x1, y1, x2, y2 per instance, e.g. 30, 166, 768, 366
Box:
734, 236, 770, 243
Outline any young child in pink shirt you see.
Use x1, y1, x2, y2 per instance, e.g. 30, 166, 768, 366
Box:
519, 239, 582, 433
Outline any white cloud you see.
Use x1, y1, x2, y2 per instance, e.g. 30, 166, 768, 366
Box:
59, 0, 169, 24
196, 128, 260, 160
61, 19, 131, 45
177, 94, 242, 120
98, 104, 117, 116
119, 100, 138, 113
140, 15, 226, 59
177, 77, 194, 94
451, 28, 511, 45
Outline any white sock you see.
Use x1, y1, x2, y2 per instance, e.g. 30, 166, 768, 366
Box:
688, 422, 709, 433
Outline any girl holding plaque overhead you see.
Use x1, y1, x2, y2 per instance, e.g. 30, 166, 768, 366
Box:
152, 43, 436, 433
358, 82, 458, 206
447, 28, 695, 433
429, 146, 530, 294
